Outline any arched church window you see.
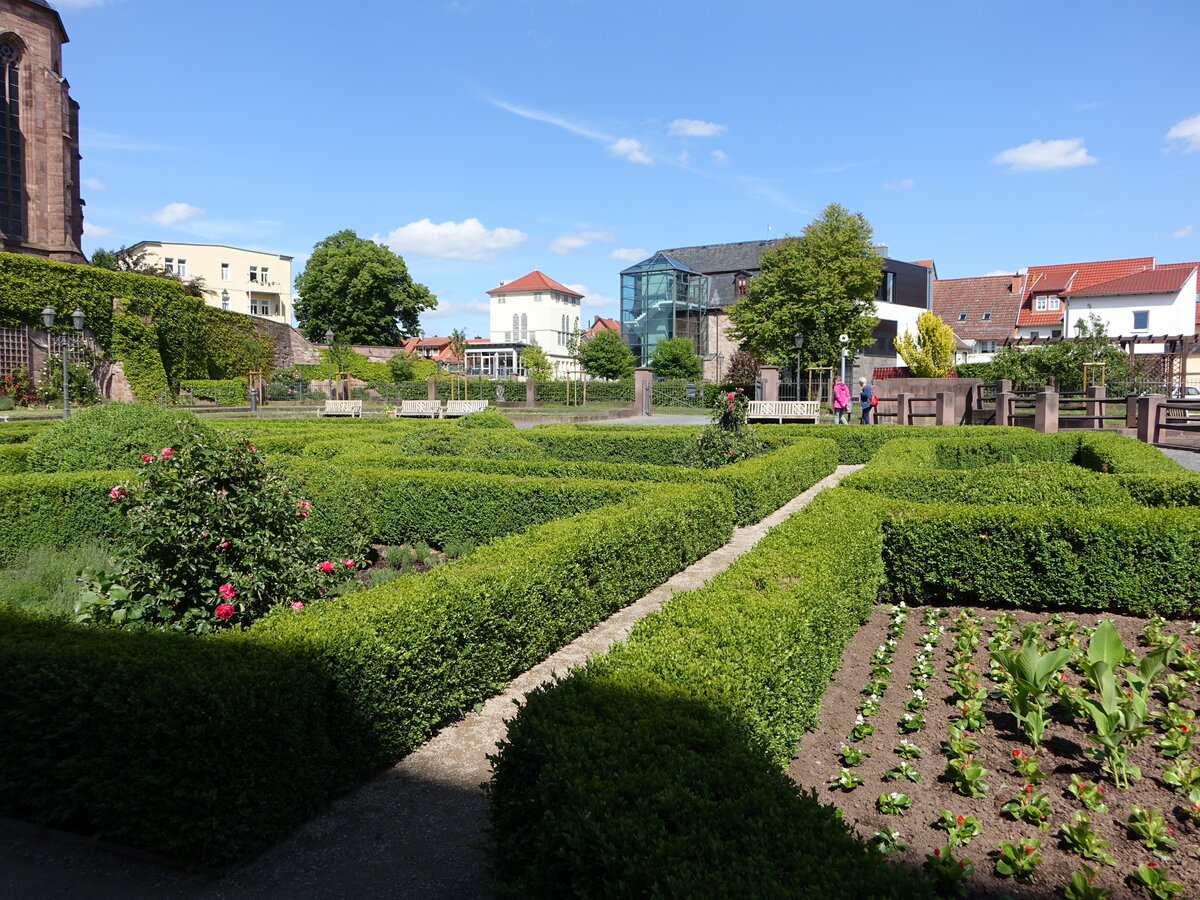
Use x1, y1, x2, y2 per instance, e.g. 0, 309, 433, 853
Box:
0, 37, 24, 238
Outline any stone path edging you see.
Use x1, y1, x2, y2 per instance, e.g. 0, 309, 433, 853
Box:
1, 465, 862, 900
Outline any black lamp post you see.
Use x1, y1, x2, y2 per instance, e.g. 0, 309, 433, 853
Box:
324, 328, 335, 399
41, 305, 85, 419
793, 330, 805, 383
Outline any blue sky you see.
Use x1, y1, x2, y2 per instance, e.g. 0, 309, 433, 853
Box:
66, 0, 1200, 340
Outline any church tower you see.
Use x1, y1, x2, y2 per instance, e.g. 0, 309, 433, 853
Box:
0, 0, 84, 264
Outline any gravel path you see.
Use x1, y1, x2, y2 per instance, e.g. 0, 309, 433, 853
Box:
1158, 446, 1200, 470
0, 466, 861, 900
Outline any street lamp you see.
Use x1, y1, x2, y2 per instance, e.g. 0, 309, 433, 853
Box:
41, 305, 85, 419
324, 328, 335, 400
793, 330, 805, 384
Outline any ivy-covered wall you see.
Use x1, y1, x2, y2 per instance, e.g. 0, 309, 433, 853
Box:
0, 252, 275, 400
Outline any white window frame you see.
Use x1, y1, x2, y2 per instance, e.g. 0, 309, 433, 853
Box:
176, 259, 187, 279
1133, 310, 1150, 331
220, 263, 230, 282
982, 311, 992, 321
260, 267, 269, 285
249, 266, 258, 283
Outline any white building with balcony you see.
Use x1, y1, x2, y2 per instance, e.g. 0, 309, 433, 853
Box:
461, 270, 582, 377
128, 241, 293, 324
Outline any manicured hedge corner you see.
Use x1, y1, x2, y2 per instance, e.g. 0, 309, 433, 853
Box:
703, 438, 838, 524
0, 470, 129, 564
882, 502, 1200, 616
0, 443, 30, 474
1074, 431, 1183, 474
486, 490, 927, 898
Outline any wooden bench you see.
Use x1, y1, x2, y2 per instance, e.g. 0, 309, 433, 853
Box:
318, 399, 363, 417
443, 400, 489, 417
746, 400, 820, 423
395, 400, 443, 418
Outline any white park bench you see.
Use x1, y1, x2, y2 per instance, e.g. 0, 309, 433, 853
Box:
318, 399, 363, 417
443, 400, 490, 417
746, 400, 820, 423
396, 400, 443, 418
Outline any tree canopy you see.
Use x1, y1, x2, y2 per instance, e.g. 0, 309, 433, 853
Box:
579, 328, 635, 380
650, 336, 702, 380
984, 314, 1129, 390
727, 203, 881, 371
894, 311, 957, 377
294, 230, 436, 346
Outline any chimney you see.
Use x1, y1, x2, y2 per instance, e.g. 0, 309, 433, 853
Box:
872, 243, 889, 258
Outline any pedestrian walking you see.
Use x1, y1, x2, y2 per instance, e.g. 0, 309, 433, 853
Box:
831, 375, 851, 424
859, 377, 876, 425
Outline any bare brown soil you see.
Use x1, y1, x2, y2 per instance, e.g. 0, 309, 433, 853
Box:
790, 605, 1200, 899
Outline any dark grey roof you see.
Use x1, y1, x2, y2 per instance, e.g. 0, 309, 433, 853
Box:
657, 239, 780, 276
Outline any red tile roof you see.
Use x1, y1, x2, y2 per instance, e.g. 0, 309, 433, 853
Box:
1017, 257, 1154, 326
1064, 266, 1197, 298
1159, 261, 1200, 294
486, 270, 583, 297
932, 274, 1026, 341
583, 315, 619, 340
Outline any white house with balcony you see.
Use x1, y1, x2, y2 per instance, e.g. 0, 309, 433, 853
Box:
460, 270, 582, 377
1060, 266, 1198, 352
128, 241, 293, 324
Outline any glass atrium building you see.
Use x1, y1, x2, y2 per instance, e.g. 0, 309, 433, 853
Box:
620, 252, 709, 368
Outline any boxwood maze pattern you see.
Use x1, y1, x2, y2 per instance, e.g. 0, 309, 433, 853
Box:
486, 429, 1200, 897
0, 421, 839, 865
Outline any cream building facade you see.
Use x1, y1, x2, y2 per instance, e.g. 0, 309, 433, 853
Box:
129, 241, 293, 324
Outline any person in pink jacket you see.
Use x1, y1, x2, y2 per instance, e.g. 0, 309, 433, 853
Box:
831, 375, 851, 424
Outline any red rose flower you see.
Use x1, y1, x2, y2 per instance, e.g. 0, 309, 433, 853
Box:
318, 560, 335, 574
161, 447, 174, 458
141, 454, 152, 462
218, 583, 236, 600
214, 603, 235, 621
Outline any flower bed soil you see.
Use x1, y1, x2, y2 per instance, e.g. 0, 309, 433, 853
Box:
790, 605, 1200, 899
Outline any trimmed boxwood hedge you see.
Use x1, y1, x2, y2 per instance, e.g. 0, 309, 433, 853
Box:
0, 470, 130, 565
0, 443, 30, 474
487, 489, 930, 899
0, 483, 734, 865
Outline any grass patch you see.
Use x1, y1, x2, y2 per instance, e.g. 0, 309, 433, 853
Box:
0, 542, 112, 618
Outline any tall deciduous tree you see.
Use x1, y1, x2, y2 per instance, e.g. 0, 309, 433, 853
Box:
294, 230, 436, 346
579, 328, 635, 380
650, 336, 703, 380
894, 311, 957, 377
724, 347, 762, 383
727, 203, 881, 371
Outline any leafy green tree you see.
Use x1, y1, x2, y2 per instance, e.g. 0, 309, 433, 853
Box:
386, 354, 415, 382
90, 248, 120, 271
449, 328, 468, 366
727, 203, 881, 370
894, 311, 957, 377
294, 229, 436, 346
989, 314, 1128, 390
520, 341, 555, 382
650, 336, 702, 380
579, 328, 634, 380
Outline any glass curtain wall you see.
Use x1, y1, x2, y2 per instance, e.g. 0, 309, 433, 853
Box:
619, 252, 709, 368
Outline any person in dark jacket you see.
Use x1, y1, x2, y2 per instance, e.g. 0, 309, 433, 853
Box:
858, 377, 874, 425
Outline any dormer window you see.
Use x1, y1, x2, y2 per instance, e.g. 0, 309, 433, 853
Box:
982, 311, 992, 321
735, 274, 749, 297
1034, 295, 1060, 311
957, 312, 967, 322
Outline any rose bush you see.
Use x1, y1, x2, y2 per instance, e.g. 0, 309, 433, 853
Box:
76, 424, 353, 634
694, 387, 765, 469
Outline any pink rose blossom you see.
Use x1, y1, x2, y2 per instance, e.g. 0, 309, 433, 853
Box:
218, 583, 236, 600
214, 603, 235, 621
343, 559, 354, 568
318, 560, 335, 574
727, 392, 735, 400
160, 447, 174, 458
296, 500, 312, 518
220, 541, 230, 549
290, 601, 305, 611
141, 454, 151, 462
109, 485, 127, 501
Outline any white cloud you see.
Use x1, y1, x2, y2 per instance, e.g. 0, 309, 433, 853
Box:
992, 138, 1097, 172
82, 177, 106, 191
84, 222, 116, 238
1174, 224, 1194, 239
677, 150, 691, 166
668, 118, 727, 137
884, 177, 915, 191
607, 138, 652, 165
981, 269, 1016, 276
712, 149, 730, 166
550, 230, 616, 254
610, 247, 647, 262
150, 202, 204, 227
566, 283, 618, 310
489, 99, 610, 142
422, 298, 491, 319
1166, 114, 1200, 153
382, 217, 527, 262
